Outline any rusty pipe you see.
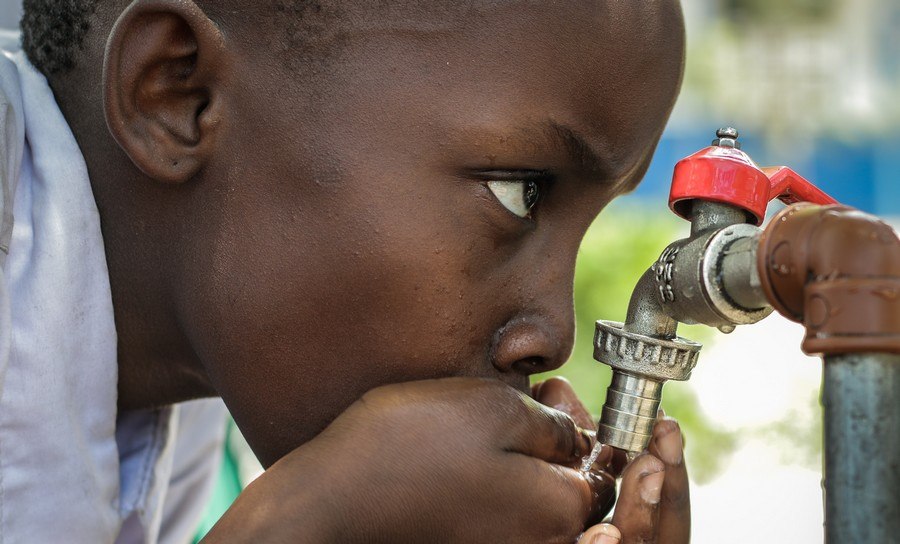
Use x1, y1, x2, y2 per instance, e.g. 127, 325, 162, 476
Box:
757, 203, 900, 355
756, 203, 900, 543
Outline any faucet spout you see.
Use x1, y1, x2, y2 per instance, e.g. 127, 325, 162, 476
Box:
593, 267, 701, 453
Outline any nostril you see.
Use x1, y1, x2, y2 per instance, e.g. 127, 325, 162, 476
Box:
491, 318, 569, 375
511, 357, 548, 375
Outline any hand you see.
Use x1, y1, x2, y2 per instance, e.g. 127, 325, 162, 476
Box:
534, 378, 691, 544
202, 377, 616, 543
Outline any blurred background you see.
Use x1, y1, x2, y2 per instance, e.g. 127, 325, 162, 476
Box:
2, 1, 897, 542
0, 1, 17, 29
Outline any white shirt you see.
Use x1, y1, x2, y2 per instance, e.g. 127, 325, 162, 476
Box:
0, 32, 227, 543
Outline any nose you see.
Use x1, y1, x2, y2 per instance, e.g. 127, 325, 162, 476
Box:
491, 312, 575, 375
490, 220, 584, 376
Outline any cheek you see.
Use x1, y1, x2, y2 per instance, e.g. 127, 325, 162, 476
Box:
183, 178, 520, 456
298, 186, 506, 370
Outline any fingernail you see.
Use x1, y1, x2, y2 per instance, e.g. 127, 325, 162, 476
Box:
639, 469, 665, 505
577, 427, 594, 457
581, 524, 621, 543
592, 533, 621, 544
655, 421, 683, 466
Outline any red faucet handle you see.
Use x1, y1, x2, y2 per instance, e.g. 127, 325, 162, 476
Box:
669, 128, 840, 226
669, 144, 772, 225
762, 166, 838, 207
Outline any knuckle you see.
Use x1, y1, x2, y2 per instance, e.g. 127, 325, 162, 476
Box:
356, 385, 393, 412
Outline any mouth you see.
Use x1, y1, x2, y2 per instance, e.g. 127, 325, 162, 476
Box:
494, 371, 531, 395
444, 361, 531, 395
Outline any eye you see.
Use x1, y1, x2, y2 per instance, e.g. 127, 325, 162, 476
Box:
486, 179, 542, 218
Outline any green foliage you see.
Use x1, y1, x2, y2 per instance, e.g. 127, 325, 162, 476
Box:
755, 388, 823, 468
534, 199, 738, 483
721, 0, 838, 25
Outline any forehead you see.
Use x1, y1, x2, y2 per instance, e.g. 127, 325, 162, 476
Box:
317, 1, 684, 83
315, 1, 683, 89
262, 1, 683, 180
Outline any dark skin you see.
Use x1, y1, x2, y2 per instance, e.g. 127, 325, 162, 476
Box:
48, 0, 688, 541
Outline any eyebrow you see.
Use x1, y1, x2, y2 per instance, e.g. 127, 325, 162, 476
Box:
545, 121, 614, 179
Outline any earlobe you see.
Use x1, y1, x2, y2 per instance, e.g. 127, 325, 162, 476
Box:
103, 0, 227, 184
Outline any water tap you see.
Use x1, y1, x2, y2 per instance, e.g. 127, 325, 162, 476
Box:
593, 128, 837, 453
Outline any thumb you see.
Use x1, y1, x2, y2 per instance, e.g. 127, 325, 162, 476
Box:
533, 376, 595, 429
503, 392, 594, 465
579, 523, 622, 544
533, 377, 615, 472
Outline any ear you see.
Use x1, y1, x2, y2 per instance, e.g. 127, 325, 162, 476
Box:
103, 0, 227, 183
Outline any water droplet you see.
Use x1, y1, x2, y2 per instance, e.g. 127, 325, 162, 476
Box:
579, 441, 605, 475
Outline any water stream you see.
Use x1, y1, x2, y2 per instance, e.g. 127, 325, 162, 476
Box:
579, 440, 605, 475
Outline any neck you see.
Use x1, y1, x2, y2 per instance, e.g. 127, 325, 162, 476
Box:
50, 74, 217, 411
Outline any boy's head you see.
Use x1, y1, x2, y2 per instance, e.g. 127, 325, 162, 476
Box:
23, 0, 685, 466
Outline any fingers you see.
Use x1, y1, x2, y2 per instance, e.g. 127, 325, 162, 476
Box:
527, 381, 689, 544
503, 380, 622, 533
503, 458, 616, 540
585, 469, 618, 525
533, 377, 615, 472
606, 447, 629, 478
610, 453, 665, 543
505, 392, 594, 466
610, 417, 690, 544
647, 417, 690, 543
533, 376, 595, 430
580, 523, 622, 544
333, 378, 622, 542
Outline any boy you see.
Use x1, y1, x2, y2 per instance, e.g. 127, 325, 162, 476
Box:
0, 0, 689, 542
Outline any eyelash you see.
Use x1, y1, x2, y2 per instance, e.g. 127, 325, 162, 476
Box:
475, 170, 554, 220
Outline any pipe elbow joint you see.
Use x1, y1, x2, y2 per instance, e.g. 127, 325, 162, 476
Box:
758, 204, 900, 355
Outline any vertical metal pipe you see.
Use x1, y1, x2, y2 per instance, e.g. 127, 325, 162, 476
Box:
823, 353, 900, 544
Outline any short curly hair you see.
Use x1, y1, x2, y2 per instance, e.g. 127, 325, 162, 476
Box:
21, 0, 99, 75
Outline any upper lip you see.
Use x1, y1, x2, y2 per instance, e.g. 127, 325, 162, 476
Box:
492, 370, 531, 395
444, 363, 532, 395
